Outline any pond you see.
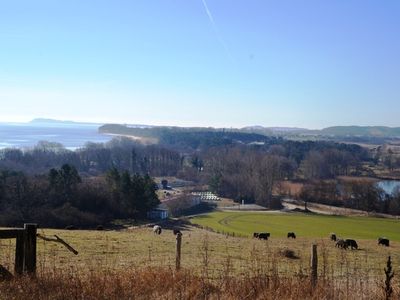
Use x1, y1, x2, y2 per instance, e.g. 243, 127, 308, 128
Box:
376, 180, 400, 195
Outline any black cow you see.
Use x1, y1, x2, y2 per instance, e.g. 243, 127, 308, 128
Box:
335, 239, 347, 249
287, 232, 296, 239
345, 239, 358, 250
330, 233, 337, 241
253, 233, 259, 238
378, 237, 390, 247
257, 232, 270, 240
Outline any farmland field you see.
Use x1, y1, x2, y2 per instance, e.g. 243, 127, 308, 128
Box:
0, 214, 399, 278
0, 220, 400, 299
191, 211, 400, 241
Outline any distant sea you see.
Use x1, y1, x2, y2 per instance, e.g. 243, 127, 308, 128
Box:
0, 122, 111, 150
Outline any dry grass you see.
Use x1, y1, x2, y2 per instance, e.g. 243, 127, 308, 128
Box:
0, 258, 398, 299
274, 181, 304, 197
1, 226, 399, 276
0, 226, 399, 299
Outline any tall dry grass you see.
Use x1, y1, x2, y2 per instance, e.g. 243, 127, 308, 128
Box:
1, 243, 399, 300
0, 265, 397, 300
1, 228, 399, 299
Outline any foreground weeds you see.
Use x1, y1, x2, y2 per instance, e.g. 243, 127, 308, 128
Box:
0, 264, 398, 300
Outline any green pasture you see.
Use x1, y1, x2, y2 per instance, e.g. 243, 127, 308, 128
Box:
191, 211, 400, 241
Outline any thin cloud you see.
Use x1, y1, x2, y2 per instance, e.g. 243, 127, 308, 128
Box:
201, 0, 234, 64
201, 0, 216, 25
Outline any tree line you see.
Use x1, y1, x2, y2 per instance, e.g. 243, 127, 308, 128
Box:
0, 164, 159, 228
299, 179, 400, 215
0, 135, 374, 213
0, 139, 182, 176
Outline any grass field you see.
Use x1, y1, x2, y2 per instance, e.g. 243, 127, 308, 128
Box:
1, 220, 400, 298
191, 211, 400, 241
0, 215, 398, 278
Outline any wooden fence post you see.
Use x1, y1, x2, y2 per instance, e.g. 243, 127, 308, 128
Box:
14, 231, 24, 275
311, 244, 318, 288
23, 223, 37, 274
176, 232, 182, 271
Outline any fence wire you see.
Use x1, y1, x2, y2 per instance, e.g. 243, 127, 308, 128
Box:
0, 227, 395, 283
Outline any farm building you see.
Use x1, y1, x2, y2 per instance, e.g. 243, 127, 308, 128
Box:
191, 191, 220, 202
147, 204, 169, 220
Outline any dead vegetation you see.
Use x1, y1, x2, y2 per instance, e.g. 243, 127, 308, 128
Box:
0, 257, 398, 299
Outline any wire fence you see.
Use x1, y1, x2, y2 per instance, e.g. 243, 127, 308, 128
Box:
0, 226, 395, 283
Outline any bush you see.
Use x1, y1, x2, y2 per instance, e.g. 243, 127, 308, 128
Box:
279, 248, 299, 259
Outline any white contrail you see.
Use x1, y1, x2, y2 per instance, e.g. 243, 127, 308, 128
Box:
201, 0, 234, 63
201, 0, 216, 26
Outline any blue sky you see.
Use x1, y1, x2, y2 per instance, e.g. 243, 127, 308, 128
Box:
0, 0, 399, 129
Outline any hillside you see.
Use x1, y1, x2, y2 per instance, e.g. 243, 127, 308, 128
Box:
29, 118, 101, 127
99, 124, 275, 150
320, 126, 400, 137
100, 123, 400, 144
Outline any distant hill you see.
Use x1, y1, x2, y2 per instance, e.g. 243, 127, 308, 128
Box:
320, 126, 400, 137
99, 124, 275, 150
29, 118, 101, 127
242, 125, 400, 139
241, 126, 309, 135
100, 123, 400, 137
30, 118, 77, 124
29, 120, 400, 138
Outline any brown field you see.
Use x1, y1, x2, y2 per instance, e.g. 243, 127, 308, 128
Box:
274, 181, 304, 197
0, 225, 399, 299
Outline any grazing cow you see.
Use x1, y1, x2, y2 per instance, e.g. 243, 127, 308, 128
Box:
378, 237, 390, 247
173, 229, 182, 235
344, 239, 358, 250
330, 233, 337, 241
335, 239, 347, 249
287, 232, 296, 239
153, 225, 162, 235
253, 233, 259, 238
257, 232, 270, 240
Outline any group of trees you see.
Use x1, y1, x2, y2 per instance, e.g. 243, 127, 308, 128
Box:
0, 139, 182, 177
204, 147, 294, 207
301, 149, 362, 179
105, 167, 159, 218
0, 164, 159, 228
99, 125, 276, 151
196, 141, 367, 208
0, 133, 380, 219
299, 179, 400, 215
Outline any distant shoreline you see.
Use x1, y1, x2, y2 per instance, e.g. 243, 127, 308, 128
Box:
101, 133, 158, 145
102, 133, 142, 140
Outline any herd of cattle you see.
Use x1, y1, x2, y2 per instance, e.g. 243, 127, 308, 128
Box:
153, 225, 391, 249
252, 231, 390, 249
152, 225, 182, 236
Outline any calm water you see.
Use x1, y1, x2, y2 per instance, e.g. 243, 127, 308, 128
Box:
377, 180, 400, 195
0, 123, 111, 150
